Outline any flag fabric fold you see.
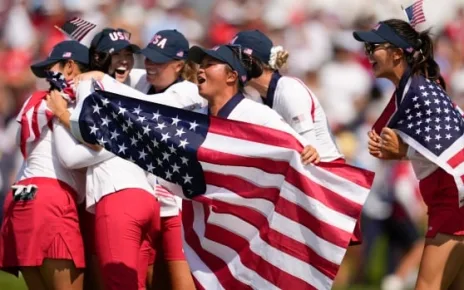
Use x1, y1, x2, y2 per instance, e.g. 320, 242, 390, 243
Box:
17, 71, 75, 157
70, 88, 374, 290
374, 74, 464, 207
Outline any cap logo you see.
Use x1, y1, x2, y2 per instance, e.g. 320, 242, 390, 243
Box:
109, 31, 130, 41
243, 48, 253, 55
241, 75, 247, 82
406, 47, 414, 53
176, 51, 184, 57
373, 23, 381, 31
211, 46, 220, 51
150, 34, 167, 49
62, 52, 72, 58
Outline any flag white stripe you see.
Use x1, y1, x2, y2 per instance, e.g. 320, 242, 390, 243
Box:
206, 209, 333, 289
280, 181, 357, 235
200, 188, 346, 265
203, 132, 369, 205
191, 203, 279, 289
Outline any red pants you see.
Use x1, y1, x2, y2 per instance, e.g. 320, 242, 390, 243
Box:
95, 188, 160, 290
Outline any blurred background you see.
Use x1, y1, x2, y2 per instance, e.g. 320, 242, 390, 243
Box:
0, 0, 464, 289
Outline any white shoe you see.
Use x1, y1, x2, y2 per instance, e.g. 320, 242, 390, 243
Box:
381, 274, 405, 290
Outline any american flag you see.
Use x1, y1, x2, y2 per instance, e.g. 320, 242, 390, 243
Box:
373, 75, 464, 207
70, 88, 374, 289
404, 0, 426, 28
17, 72, 75, 157
56, 17, 96, 42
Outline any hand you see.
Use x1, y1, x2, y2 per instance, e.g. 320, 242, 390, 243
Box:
74, 71, 105, 86
301, 145, 320, 165
367, 130, 382, 158
46, 90, 68, 117
379, 127, 407, 160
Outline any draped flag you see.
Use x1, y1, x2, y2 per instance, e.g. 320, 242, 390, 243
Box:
70, 87, 374, 290
373, 74, 464, 207
17, 71, 75, 157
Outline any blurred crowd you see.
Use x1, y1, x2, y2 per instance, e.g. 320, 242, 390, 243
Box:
1, 0, 464, 288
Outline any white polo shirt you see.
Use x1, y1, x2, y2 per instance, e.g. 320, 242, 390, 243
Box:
262, 72, 343, 162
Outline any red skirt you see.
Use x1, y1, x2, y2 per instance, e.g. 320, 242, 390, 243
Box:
419, 168, 464, 238
0, 177, 85, 275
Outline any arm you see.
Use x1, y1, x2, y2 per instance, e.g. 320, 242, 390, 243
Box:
52, 120, 114, 169
276, 79, 317, 142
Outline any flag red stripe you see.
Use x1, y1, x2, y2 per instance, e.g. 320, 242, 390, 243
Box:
31, 103, 42, 143
286, 166, 363, 218
373, 92, 397, 134
20, 113, 30, 157
192, 276, 206, 290
204, 221, 318, 289
316, 162, 375, 190
209, 197, 339, 280
204, 170, 349, 248
275, 198, 351, 248
182, 201, 252, 290
448, 148, 464, 169
208, 117, 303, 151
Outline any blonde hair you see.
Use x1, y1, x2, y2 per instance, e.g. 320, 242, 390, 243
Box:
180, 60, 198, 83
266, 46, 289, 71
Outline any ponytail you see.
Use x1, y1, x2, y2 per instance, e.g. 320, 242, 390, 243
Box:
384, 19, 445, 88
269, 46, 289, 70
180, 60, 198, 84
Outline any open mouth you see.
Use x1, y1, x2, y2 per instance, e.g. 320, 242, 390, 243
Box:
115, 67, 127, 75
197, 76, 206, 84
146, 70, 157, 76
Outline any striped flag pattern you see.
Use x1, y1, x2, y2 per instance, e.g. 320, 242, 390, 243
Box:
17, 72, 75, 157
70, 88, 374, 289
404, 0, 426, 28
56, 17, 96, 42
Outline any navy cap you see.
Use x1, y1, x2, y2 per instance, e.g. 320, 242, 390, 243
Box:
353, 22, 415, 53
188, 45, 248, 85
141, 30, 189, 63
91, 28, 140, 54
229, 30, 273, 64
31, 40, 89, 78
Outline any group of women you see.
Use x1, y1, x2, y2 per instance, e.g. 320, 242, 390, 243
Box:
0, 16, 463, 290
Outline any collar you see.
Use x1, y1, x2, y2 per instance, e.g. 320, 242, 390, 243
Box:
395, 67, 413, 106
210, 92, 245, 118
147, 77, 184, 94
261, 71, 282, 108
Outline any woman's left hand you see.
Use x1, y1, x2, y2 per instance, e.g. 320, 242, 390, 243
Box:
301, 145, 320, 165
379, 127, 408, 160
46, 90, 68, 116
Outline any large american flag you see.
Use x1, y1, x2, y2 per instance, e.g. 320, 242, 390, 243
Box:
17, 72, 75, 157
56, 17, 96, 42
373, 75, 464, 207
404, 0, 426, 28
70, 88, 374, 289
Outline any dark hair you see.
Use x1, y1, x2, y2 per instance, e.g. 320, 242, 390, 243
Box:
229, 46, 263, 80
89, 28, 114, 73
57, 59, 89, 74
384, 19, 445, 88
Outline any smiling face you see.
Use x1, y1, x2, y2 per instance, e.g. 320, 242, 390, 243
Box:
109, 48, 134, 83
364, 42, 403, 79
144, 58, 183, 90
196, 56, 238, 100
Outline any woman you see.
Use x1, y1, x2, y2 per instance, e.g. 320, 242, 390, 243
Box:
47, 28, 162, 290
0, 40, 91, 290
230, 30, 364, 245
137, 29, 201, 290
353, 19, 464, 289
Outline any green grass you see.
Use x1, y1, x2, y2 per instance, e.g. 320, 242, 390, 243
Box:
0, 270, 27, 290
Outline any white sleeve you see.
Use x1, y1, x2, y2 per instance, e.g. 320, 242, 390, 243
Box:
275, 79, 316, 141
98, 75, 205, 111
53, 120, 115, 169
